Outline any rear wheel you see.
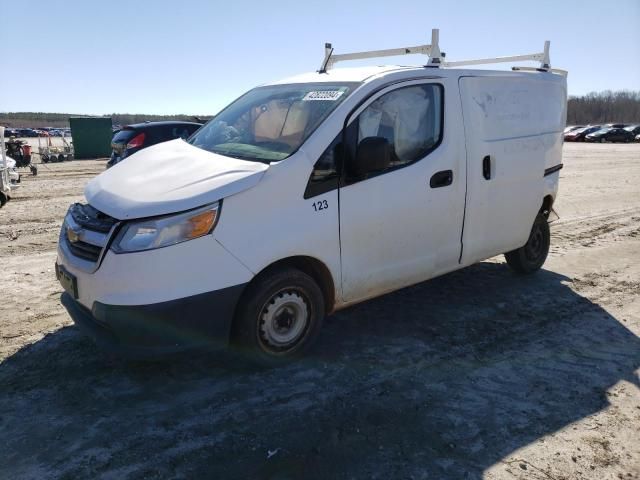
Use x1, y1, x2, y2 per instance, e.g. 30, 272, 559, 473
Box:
600, 138, 605, 143
505, 213, 550, 274
232, 268, 325, 365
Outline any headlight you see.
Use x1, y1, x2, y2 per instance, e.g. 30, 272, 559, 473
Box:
112, 203, 219, 253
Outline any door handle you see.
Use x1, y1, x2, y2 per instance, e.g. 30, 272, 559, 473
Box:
482, 155, 491, 180
430, 170, 453, 188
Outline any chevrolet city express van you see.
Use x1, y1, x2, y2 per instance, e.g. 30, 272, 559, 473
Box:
56, 57, 567, 363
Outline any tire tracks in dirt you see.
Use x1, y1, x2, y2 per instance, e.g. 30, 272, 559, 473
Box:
551, 206, 640, 252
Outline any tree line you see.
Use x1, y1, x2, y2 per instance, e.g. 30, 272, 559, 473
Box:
567, 90, 640, 125
2, 90, 639, 128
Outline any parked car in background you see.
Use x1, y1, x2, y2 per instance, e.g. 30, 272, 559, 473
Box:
563, 125, 583, 134
107, 121, 202, 168
16, 128, 39, 137
585, 127, 635, 143
564, 125, 601, 142
624, 125, 640, 136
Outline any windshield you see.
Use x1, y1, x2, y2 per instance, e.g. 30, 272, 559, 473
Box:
188, 82, 359, 163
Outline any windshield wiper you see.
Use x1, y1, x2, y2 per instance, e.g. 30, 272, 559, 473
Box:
211, 150, 271, 164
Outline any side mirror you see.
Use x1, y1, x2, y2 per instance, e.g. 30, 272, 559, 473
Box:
352, 136, 391, 179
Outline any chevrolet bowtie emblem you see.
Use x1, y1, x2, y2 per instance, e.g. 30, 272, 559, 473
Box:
67, 226, 82, 243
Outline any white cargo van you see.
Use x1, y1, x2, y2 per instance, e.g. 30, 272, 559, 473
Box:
56, 31, 567, 362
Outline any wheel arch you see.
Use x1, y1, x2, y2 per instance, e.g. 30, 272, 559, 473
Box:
240, 256, 337, 316
541, 194, 554, 218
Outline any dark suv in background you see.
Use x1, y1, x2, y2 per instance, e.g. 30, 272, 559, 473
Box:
108, 121, 202, 168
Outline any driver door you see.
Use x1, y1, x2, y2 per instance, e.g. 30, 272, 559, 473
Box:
338, 79, 466, 303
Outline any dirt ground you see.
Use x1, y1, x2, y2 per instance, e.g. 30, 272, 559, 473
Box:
0, 143, 639, 479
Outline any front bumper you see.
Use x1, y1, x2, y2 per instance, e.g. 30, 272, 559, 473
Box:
56, 212, 255, 355
61, 283, 246, 356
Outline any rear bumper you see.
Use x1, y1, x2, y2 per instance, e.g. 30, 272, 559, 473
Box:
61, 283, 246, 357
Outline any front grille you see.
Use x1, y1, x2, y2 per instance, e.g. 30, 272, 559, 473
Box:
69, 203, 117, 233
62, 203, 119, 270
66, 239, 102, 262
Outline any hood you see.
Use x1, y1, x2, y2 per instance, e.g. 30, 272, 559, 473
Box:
85, 139, 268, 219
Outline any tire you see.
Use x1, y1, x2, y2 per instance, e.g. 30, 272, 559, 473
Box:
30, 165, 37, 176
600, 138, 605, 143
42, 155, 49, 163
504, 213, 550, 274
0, 192, 6, 207
232, 268, 325, 364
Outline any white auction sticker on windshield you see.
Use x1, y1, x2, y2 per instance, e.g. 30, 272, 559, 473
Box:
303, 90, 345, 101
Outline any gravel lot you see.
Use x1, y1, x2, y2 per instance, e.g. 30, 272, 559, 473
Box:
1, 143, 639, 479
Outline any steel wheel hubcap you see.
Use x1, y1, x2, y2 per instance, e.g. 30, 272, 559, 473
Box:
259, 291, 309, 350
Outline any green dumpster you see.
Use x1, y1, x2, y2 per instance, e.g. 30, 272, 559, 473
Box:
69, 117, 112, 159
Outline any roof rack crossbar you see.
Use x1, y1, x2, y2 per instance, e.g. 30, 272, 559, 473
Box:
319, 29, 442, 73
319, 30, 556, 73
442, 40, 551, 69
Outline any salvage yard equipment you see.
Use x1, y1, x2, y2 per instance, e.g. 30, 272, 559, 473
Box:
0, 127, 17, 207
4, 137, 37, 175
56, 29, 567, 364
38, 135, 74, 163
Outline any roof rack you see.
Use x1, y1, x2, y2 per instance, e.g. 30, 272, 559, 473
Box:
319, 28, 563, 75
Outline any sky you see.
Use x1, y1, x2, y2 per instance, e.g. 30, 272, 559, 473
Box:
1, 0, 639, 115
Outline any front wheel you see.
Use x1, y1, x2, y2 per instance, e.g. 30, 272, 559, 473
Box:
232, 268, 325, 365
505, 213, 550, 274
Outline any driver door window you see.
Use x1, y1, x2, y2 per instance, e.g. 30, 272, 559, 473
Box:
351, 84, 443, 180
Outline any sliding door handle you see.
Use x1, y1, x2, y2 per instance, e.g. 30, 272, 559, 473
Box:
482, 155, 491, 180
430, 170, 453, 188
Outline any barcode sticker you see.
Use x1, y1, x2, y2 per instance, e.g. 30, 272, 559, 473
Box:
302, 90, 344, 101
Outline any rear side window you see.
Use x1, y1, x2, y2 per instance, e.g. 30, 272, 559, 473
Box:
356, 84, 443, 167
112, 129, 136, 143
166, 125, 196, 140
